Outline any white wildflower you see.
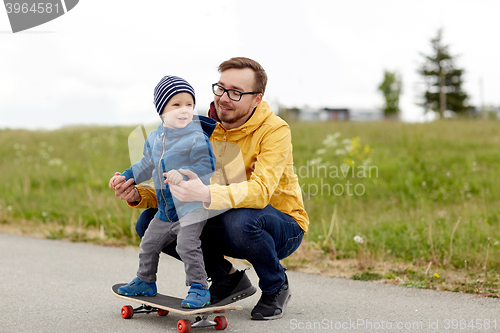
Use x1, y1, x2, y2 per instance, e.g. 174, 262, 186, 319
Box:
341, 138, 352, 145
309, 158, 323, 165
48, 158, 63, 166
334, 149, 346, 156
354, 235, 364, 244
362, 158, 372, 166
322, 133, 341, 147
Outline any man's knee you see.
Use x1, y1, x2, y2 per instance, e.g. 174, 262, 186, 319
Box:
220, 209, 261, 244
221, 209, 251, 229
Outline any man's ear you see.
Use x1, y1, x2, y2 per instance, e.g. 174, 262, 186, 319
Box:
253, 93, 263, 109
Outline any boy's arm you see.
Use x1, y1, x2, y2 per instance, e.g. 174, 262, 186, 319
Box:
122, 133, 156, 184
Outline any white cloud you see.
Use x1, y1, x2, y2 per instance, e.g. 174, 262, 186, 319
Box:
1, 0, 499, 129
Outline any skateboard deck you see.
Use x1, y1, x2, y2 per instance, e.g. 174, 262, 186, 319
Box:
112, 283, 242, 332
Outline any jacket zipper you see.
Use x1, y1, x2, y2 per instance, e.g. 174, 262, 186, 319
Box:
158, 131, 173, 222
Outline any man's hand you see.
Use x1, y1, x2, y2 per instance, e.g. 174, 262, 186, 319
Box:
169, 169, 210, 203
109, 172, 141, 202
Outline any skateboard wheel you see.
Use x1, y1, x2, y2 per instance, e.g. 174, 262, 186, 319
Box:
177, 319, 192, 333
157, 309, 169, 316
121, 305, 134, 319
214, 316, 228, 330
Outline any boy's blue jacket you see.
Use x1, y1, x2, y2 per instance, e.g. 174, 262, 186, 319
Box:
122, 115, 216, 222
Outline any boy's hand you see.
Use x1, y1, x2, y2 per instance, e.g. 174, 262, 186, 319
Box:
109, 172, 125, 190
109, 172, 139, 202
163, 170, 183, 186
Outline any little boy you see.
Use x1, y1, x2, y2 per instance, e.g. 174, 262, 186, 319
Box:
109, 76, 217, 308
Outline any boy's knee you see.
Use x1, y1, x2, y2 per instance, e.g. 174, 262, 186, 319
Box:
175, 241, 200, 259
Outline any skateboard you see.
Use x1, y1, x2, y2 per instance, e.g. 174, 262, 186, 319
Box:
112, 283, 242, 332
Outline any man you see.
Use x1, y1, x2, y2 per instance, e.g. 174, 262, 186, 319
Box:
113, 57, 309, 320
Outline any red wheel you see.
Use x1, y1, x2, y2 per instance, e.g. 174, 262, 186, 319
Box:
214, 316, 228, 330
121, 305, 134, 319
157, 309, 169, 316
177, 319, 192, 333
214, 309, 226, 313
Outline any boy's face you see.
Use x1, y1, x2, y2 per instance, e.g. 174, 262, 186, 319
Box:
161, 92, 194, 129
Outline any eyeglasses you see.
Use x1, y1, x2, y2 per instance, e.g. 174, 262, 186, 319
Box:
212, 83, 261, 102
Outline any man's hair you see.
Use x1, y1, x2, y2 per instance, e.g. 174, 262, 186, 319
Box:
218, 57, 267, 95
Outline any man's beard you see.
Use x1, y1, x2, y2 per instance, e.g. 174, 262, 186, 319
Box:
216, 104, 249, 124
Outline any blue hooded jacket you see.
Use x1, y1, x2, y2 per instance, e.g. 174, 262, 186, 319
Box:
122, 115, 216, 222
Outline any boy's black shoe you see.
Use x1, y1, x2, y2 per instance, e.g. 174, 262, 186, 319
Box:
209, 269, 257, 305
251, 274, 291, 320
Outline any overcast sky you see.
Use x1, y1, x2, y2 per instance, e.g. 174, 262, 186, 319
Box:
1, 0, 499, 129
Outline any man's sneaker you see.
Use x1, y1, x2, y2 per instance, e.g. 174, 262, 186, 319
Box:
181, 284, 210, 308
118, 277, 157, 296
251, 274, 291, 320
209, 269, 257, 305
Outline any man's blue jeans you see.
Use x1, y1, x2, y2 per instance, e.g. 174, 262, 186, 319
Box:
135, 205, 304, 294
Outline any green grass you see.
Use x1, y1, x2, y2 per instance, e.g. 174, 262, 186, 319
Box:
1, 120, 499, 282
288, 120, 500, 272
0, 125, 139, 244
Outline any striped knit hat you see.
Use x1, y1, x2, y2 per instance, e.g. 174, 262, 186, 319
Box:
154, 76, 196, 115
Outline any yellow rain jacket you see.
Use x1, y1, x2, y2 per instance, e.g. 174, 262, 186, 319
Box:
131, 101, 309, 233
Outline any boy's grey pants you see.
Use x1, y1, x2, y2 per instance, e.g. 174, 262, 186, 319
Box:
136, 209, 208, 289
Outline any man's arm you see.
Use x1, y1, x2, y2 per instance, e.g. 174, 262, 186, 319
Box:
111, 173, 158, 209
170, 124, 291, 209
127, 185, 158, 209
207, 125, 291, 210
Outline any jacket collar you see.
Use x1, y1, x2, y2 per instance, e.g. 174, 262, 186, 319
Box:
208, 101, 273, 138
157, 115, 217, 138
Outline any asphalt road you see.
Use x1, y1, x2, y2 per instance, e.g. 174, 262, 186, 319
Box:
1, 233, 499, 333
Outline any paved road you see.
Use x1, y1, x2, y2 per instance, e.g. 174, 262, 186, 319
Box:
1, 233, 499, 333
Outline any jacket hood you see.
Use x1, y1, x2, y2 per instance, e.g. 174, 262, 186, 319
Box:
196, 115, 217, 137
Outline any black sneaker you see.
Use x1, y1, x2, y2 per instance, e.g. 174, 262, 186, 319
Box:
209, 269, 257, 305
251, 274, 291, 320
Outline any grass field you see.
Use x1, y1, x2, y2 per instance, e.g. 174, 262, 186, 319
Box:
1, 120, 499, 294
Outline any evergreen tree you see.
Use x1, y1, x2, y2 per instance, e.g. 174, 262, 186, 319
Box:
378, 70, 402, 119
418, 29, 472, 117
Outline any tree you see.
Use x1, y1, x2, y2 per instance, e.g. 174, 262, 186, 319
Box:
378, 70, 402, 119
418, 29, 472, 117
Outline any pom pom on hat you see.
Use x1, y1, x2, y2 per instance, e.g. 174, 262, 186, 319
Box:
154, 76, 196, 115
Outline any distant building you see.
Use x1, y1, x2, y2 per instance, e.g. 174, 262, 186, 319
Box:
281, 107, 383, 121
348, 108, 384, 121
322, 108, 349, 121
